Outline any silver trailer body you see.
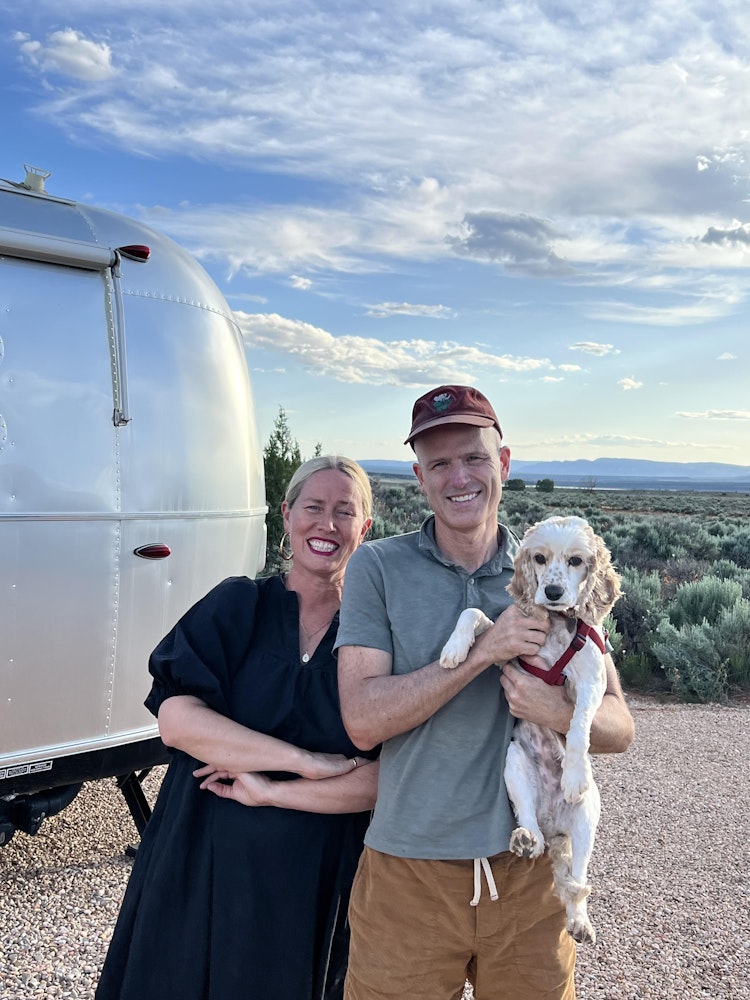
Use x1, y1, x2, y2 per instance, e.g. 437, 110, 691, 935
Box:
0, 171, 266, 842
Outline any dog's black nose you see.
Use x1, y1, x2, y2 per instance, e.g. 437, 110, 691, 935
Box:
545, 584, 565, 602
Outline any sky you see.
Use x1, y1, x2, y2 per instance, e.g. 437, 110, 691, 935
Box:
2, 0, 750, 467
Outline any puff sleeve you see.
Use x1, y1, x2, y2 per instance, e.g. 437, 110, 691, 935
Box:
144, 576, 259, 719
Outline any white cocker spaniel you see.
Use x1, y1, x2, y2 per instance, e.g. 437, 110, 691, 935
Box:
440, 515, 622, 943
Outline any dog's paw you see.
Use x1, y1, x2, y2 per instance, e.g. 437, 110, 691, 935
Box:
439, 629, 473, 669
440, 609, 493, 669
509, 827, 544, 858
561, 760, 591, 804
567, 916, 596, 945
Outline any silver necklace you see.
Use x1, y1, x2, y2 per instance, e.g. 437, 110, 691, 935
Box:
299, 615, 335, 663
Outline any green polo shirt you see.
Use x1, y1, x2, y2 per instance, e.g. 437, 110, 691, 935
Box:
336, 516, 520, 860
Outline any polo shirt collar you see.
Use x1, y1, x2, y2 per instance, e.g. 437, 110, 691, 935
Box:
417, 515, 517, 574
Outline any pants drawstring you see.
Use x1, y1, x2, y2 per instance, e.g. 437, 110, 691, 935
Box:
470, 857, 499, 906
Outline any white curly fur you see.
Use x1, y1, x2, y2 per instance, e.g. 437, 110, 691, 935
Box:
439, 515, 622, 944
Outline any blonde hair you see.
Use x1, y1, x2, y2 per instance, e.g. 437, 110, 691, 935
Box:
284, 455, 372, 520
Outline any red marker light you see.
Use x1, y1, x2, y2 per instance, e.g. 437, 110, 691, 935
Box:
118, 244, 151, 262
134, 543, 171, 560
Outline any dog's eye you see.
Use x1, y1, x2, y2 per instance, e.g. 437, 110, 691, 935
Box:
569, 556, 583, 567
534, 553, 546, 565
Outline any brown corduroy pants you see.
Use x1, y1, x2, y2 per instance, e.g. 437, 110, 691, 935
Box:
344, 847, 577, 1000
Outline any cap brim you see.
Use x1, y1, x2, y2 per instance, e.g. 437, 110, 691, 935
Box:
404, 413, 495, 445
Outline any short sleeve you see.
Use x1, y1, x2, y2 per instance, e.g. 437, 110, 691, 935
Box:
335, 543, 393, 655
144, 576, 259, 718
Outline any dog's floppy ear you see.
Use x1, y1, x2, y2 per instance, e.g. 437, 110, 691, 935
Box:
579, 530, 622, 623
507, 544, 539, 616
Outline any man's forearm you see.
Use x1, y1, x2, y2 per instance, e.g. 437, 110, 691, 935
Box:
339, 648, 492, 750
588, 692, 635, 753
268, 761, 379, 814
537, 687, 634, 753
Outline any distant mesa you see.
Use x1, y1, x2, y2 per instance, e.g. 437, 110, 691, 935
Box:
359, 457, 750, 492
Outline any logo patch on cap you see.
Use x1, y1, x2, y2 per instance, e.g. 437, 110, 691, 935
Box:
433, 392, 453, 412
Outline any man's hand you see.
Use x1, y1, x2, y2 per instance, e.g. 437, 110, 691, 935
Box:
500, 661, 570, 727
472, 603, 550, 666
500, 654, 635, 753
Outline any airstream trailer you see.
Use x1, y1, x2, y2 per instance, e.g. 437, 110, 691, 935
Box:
0, 167, 267, 845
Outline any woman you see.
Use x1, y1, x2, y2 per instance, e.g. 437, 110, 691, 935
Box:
96, 456, 378, 1000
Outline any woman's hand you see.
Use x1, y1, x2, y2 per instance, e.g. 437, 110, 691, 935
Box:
193, 755, 371, 811
192, 748, 358, 786
194, 767, 274, 807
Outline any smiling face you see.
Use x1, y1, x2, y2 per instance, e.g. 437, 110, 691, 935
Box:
282, 468, 371, 583
412, 423, 510, 541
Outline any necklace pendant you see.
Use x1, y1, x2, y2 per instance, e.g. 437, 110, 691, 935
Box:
301, 652, 310, 663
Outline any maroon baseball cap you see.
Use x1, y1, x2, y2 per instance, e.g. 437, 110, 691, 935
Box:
404, 384, 503, 446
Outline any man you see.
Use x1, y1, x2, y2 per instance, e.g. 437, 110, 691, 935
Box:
336, 384, 634, 1000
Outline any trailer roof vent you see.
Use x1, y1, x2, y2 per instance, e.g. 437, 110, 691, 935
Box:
22, 164, 52, 193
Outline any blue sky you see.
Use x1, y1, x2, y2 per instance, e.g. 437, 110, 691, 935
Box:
2, 0, 749, 466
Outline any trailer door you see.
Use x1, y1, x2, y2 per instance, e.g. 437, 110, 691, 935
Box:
0, 252, 118, 764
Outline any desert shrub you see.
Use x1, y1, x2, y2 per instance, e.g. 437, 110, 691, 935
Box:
652, 597, 750, 701
687, 526, 721, 562
602, 612, 622, 659
651, 620, 728, 703
502, 497, 549, 534
370, 480, 431, 535
716, 600, 750, 687
609, 516, 729, 570
611, 568, 663, 657
660, 556, 710, 600
369, 514, 404, 540
667, 577, 743, 629
711, 559, 750, 599
619, 652, 664, 690
606, 520, 667, 569
603, 522, 635, 562
706, 519, 733, 538
719, 527, 750, 568
631, 519, 685, 561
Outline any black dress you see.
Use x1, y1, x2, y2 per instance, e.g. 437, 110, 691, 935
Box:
96, 575, 372, 1000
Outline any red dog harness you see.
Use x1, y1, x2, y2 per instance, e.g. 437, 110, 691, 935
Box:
517, 619, 607, 686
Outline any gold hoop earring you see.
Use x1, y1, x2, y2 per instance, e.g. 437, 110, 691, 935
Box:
279, 532, 294, 561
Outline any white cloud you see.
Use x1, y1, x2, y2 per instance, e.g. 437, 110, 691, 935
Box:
618, 378, 643, 391
585, 297, 736, 326
235, 311, 555, 386
140, 184, 459, 276
15, 6, 750, 234
12, 1, 750, 329
700, 223, 750, 246
226, 292, 268, 305
365, 303, 454, 319
676, 409, 750, 420
290, 275, 313, 290
15, 29, 114, 81
448, 212, 573, 277
568, 342, 619, 357
717, 352, 737, 360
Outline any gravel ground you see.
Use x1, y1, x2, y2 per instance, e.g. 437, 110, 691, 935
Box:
1, 696, 749, 999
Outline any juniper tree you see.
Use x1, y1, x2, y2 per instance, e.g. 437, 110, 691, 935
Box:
263, 406, 302, 571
